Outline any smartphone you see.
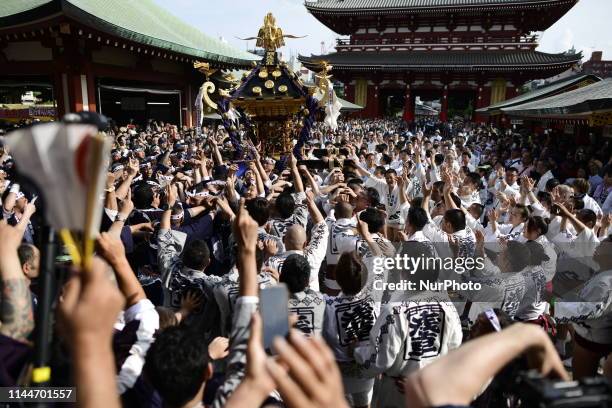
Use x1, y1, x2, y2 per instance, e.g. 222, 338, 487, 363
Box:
260, 284, 289, 352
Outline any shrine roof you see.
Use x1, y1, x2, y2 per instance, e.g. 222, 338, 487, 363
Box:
305, 0, 576, 13
299, 50, 582, 72
0, 0, 258, 68
501, 78, 612, 118
477, 74, 601, 114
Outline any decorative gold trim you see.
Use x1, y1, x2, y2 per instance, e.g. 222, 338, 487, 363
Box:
259, 70, 269, 79
278, 85, 288, 93
201, 81, 217, 110
252, 86, 262, 95
264, 80, 275, 89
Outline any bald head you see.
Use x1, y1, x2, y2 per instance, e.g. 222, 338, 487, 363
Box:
335, 201, 354, 219
284, 225, 307, 250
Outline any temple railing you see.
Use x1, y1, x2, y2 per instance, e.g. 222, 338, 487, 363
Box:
335, 34, 538, 47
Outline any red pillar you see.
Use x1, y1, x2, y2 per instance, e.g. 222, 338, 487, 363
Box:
372, 83, 380, 118
473, 84, 489, 124
402, 85, 414, 122
440, 86, 449, 122
86, 73, 97, 113
506, 84, 518, 100
365, 83, 380, 118
65, 72, 97, 113
344, 84, 355, 103
53, 72, 65, 119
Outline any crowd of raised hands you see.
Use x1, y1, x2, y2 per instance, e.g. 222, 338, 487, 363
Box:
0, 203, 575, 408
0, 117, 611, 408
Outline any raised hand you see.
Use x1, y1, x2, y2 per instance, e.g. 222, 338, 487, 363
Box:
96, 232, 126, 267
261, 266, 280, 282
488, 208, 499, 224
180, 290, 203, 316
119, 188, 134, 215
266, 331, 349, 408
105, 172, 116, 190
165, 184, 177, 208
127, 158, 139, 178
233, 199, 259, 251
422, 181, 433, 198
208, 336, 230, 361
22, 199, 37, 220
263, 238, 278, 257
474, 228, 485, 244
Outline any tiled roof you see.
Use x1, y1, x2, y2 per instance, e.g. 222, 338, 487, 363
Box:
0, 0, 257, 67
339, 97, 363, 111
502, 78, 612, 117
299, 50, 582, 71
305, 0, 575, 12
477, 74, 601, 113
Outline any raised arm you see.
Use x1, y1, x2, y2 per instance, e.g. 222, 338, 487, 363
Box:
211, 200, 261, 408
58, 257, 125, 408
397, 172, 409, 205
160, 184, 177, 231
104, 173, 118, 212
209, 138, 223, 166
235, 199, 259, 297
96, 232, 146, 307
357, 217, 382, 257
421, 181, 432, 214
404, 323, 569, 408
2, 183, 18, 214
0, 220, 33, 342
288, 153, 304, 193
251, 145, 270, 186
443, 180, 459, 211
352, 156, 371, 178
109, 188, 134, 237
555, 202, 587, 234
247, 161, 265, 197
115, 158, 139, 201
305, 190, 324, 224
298, 165, 321, 196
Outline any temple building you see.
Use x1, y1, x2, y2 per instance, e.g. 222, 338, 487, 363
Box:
0, 0, 256, 125
300, 0, 582, 122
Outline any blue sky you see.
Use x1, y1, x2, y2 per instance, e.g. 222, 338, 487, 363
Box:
153, 0, 612, 61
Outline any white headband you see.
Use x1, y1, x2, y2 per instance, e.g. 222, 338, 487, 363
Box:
170, 211, 184, 221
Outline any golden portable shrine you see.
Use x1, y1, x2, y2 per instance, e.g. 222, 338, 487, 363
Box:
194, 13, 339, 158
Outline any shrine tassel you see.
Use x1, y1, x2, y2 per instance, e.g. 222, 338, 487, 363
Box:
293, 95, 319, 160
218, 98, 243, 159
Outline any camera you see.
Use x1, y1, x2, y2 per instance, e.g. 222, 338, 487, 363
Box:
511, 371, 612, 407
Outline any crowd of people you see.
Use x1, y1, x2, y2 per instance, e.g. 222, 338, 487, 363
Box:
0, 117, 611, 408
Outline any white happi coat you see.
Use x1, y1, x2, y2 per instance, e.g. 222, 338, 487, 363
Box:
354, 292, 462, 408
555, 269, 612, 345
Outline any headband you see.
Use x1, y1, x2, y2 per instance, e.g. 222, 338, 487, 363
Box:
170, 210, 184, 221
